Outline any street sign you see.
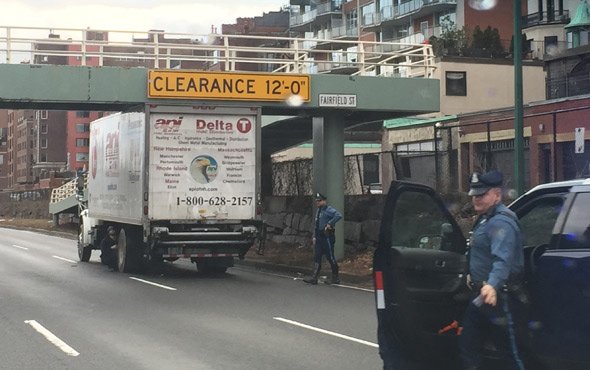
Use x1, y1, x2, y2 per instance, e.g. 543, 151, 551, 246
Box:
148, 70, 310, 102
575, 127, 585, 154
319, 94, 357, 107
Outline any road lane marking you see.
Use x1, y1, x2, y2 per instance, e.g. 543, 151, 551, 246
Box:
24, 320, 80, 357
274, 317, 378, 348
52, 255, 77, 264
11, 244, 28, 250
129, 277, 177, 291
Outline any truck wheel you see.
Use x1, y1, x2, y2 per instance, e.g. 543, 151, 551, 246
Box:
78, 223, 91, 262
117, 227, 142, 273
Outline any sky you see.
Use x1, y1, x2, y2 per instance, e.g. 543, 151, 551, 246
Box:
0, 0, 288, 35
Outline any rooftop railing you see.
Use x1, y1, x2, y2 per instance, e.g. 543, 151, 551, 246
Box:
0, 26, 436, 78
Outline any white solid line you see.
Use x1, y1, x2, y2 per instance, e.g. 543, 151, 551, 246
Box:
274, 317, 378, 348
52, 255, 77, 264
129, 277, 177, 291
24, 320, 80, 357
11, 244, 28, 250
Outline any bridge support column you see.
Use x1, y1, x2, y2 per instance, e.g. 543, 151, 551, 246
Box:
261, 152, 273, 196
52, 213, 59, 227
312, 115, 344, 260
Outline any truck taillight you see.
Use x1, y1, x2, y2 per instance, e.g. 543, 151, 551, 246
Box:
375, 271, 385, 309
256, 206, 262, 215
143, 206, 148, 215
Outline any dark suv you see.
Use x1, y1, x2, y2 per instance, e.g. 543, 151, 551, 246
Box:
373, 179, 590, 370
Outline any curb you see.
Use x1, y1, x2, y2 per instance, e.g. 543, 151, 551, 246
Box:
236, 258, 373, 287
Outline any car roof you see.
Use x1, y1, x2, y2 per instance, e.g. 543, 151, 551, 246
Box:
510, 178, 590, 208
526, 178, 590, 193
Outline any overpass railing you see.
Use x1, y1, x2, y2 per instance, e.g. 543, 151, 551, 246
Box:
0, 26, 435, 77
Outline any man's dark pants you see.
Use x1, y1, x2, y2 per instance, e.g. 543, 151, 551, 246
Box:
459, 292, 525, 370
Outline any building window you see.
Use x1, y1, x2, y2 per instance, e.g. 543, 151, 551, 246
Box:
76, 138, 90, 147
40, 153, 47, 162
76, 123, 90, 133
40, 123, 48, 134
76, 152, 89, 162
346, 9, 358, 30
396, 140, 436, 155
40, 110, 48, 119
446, 71, 467, 96
76, 111, 90, 118
41, 138, 47, 148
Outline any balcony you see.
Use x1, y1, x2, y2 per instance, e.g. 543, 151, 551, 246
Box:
364, 0, 456, 29
522, 10, 570, 29
289, 2, 342, 28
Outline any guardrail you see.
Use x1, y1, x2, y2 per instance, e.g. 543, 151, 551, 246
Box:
0, 26, 435, 77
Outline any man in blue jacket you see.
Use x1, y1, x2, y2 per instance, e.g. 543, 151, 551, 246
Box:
459, 171, 525, 370
304, 192, 343, 285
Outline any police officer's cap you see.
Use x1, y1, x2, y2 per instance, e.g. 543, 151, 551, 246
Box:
468, 170, 503, 196
107, 226, 116, 235
314, 192, 327, 201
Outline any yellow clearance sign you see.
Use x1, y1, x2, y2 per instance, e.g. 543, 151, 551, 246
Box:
148, 70, 310, 102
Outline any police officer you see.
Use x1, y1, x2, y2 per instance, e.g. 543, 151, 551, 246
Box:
303, 192, 342, 285
459, 171, 526, 370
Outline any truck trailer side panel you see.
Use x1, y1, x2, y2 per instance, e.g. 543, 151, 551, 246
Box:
88, 112, 145, 224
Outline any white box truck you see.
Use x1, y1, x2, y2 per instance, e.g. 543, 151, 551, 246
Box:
77, 105, 262, 273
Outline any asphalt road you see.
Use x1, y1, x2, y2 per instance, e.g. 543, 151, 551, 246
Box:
0, 227, 381, 370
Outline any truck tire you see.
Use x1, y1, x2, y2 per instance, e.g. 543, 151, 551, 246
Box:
78, 223, 92, 262
117, 227, 141, 273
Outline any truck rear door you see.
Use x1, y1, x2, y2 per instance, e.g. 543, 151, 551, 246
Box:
146, 105, 260, 222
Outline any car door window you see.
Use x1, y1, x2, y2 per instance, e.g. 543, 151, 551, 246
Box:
557, 192, 590, 250
391, 190, 459, 252
518, 196, 564, 247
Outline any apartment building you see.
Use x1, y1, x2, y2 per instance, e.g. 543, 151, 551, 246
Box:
3, 109, 68, 190
0, 110, 8, 189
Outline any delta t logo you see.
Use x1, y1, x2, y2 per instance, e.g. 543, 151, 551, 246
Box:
236, 118, 252, 134
195, 117, 253, 134
154, 116, 183, 133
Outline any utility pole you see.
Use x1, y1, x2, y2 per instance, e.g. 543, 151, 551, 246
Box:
513, 0, 525, 195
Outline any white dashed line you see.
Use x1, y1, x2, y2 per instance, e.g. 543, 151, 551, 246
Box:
11, 244, 28, 250
129, 277, 177, 291
274, 317, 378, 348
24, 320, 80, 357
52, 255, 77, 264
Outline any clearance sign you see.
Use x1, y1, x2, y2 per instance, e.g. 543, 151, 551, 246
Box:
148, 70, 310, 102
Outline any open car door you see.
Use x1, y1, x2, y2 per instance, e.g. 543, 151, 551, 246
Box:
374, 181, 469, 368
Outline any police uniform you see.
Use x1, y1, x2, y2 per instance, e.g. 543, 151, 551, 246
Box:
459, 171, 526, 370
303, 193, 342, 285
